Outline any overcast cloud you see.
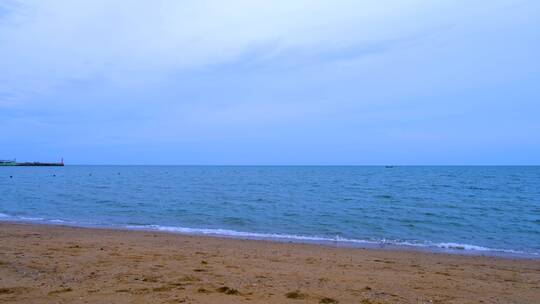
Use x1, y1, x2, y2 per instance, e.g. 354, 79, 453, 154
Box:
0, 1, 539, 164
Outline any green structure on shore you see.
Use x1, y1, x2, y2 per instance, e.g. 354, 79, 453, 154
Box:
0, 159, 64, 166
0, 159, 17, 166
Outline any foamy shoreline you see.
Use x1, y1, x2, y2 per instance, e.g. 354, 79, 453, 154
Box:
0, 213, 537, 260
1, 222, 539, 303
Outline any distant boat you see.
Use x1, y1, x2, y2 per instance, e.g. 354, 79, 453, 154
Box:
0, 158, 64, 167
385, 165, 394, 168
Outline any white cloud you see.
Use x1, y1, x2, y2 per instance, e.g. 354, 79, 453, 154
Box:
0, 0, 476, 102
1, 1, 538, 163
0, 0, 536, 107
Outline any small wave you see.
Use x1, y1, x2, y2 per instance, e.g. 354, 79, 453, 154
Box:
124, 224, 538, 257
433, 242, 534, 256
19, 216, 45, 221
49, 219, 69, 223
125, 224, 358, 244
436, 242, 493, 251
1, 214, 537, 258
0, 213, 70, 225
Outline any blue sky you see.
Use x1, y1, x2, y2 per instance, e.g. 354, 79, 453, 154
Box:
1, 0, 539, 165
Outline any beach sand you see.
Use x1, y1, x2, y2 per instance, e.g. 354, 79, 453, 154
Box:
0, 223, 538, 303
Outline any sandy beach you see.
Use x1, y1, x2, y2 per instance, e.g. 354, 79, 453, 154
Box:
0, 223, 538, 304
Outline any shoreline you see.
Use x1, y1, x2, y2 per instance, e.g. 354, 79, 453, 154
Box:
0, 217, 537, 260
1, 222, 539, 303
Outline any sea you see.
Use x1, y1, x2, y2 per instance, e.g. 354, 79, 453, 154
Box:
1, 166, 539, 258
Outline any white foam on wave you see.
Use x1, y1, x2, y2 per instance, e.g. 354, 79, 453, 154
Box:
0, 212, 71, 225
434, 242, 535, 255
49, 219, 69, 223
125, 224, 538, 257
126, 224, 365, 243
1, 215, 537, 257
19, 216, 45, 221
436, 242, 491, 251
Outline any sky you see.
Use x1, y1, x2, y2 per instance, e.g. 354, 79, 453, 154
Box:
0, 0, 539, 165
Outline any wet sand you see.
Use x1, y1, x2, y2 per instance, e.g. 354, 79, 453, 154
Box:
0, 223, 539, 303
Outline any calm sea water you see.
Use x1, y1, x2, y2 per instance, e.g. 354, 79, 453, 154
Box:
1, 166, 539, 257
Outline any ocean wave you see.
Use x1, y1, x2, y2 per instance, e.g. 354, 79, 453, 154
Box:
0, 213, 537, 257
125, 224, 538, 257
19, 216, 45, 221
430, 243, 539, 256
0, 212, 71, 225
125, 224, 352, 243
436, 242, 492, 251
49, 219, 69, 223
